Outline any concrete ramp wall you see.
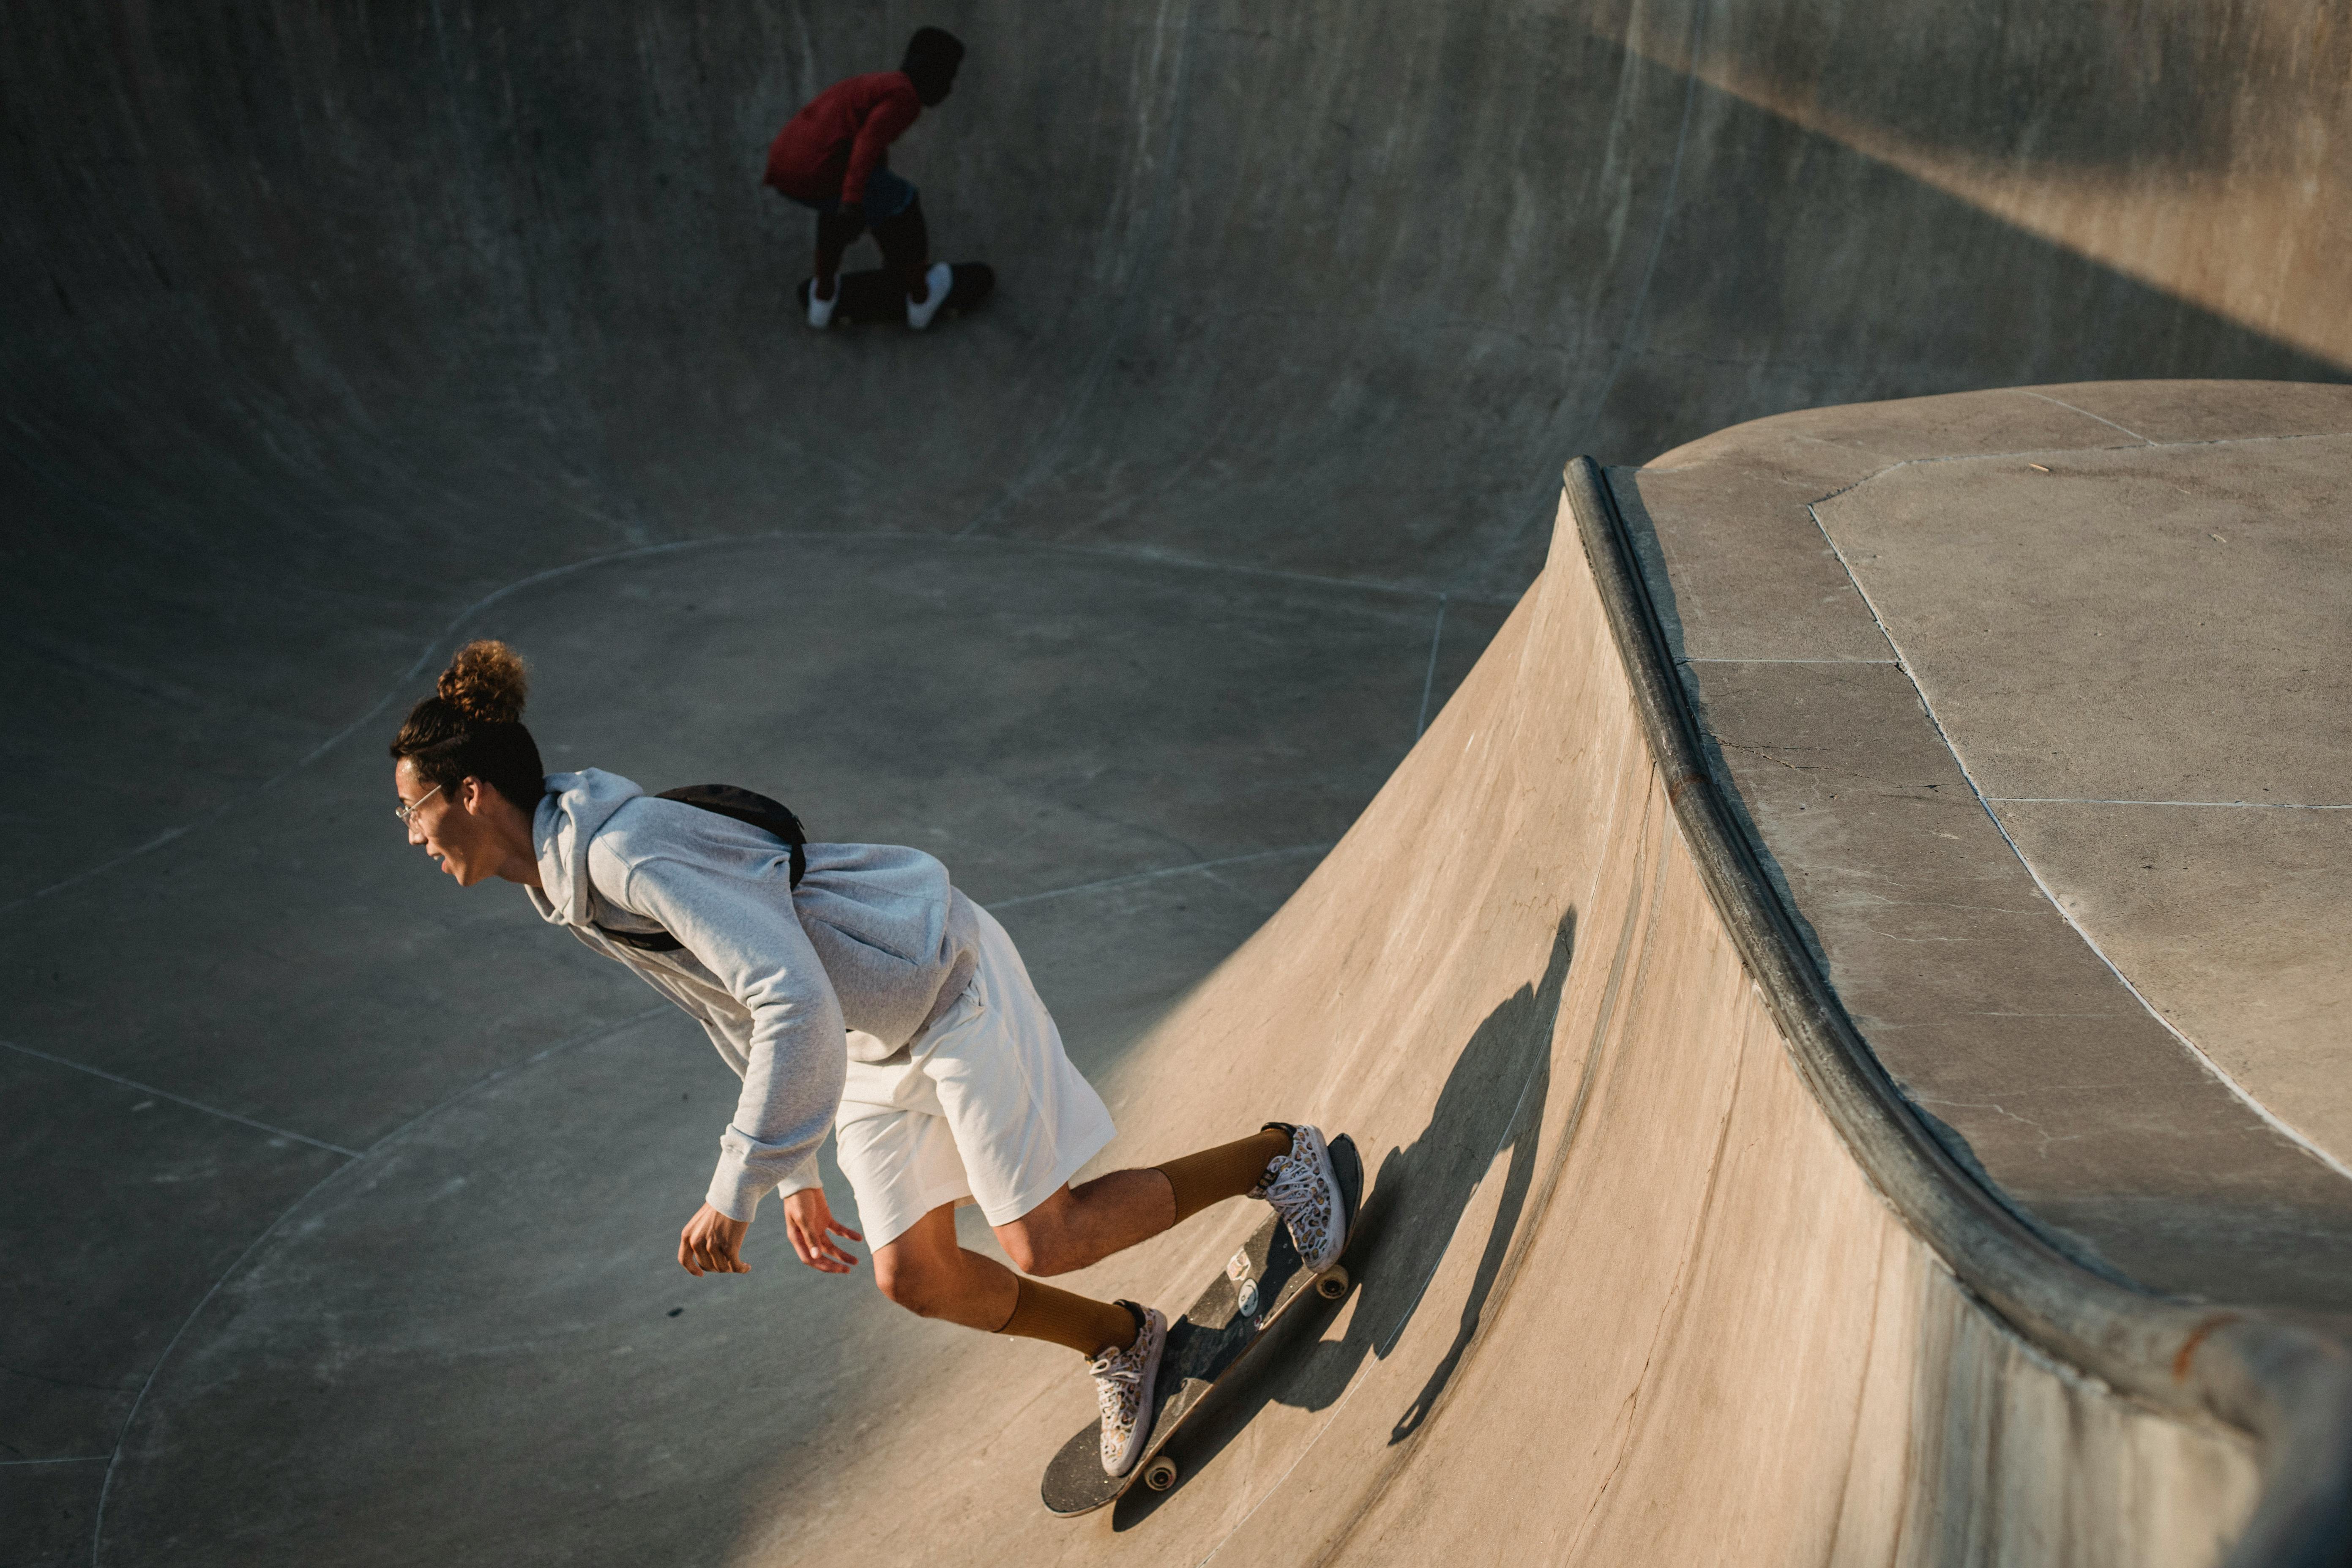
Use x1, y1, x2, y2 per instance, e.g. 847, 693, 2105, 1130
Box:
762, 472, 2303, 1567
13, 2, 2352, 1557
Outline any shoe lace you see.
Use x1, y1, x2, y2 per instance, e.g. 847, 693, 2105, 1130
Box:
1091, 1355, 1142, 1420
1261, 1156, 1321, 1216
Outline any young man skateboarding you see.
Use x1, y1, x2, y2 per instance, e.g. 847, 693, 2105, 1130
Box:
390, 641, 1349, 1476
766, 27, 964, 331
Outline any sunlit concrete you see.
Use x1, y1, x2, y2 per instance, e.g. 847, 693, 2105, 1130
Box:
1619, 381, 2352, 1310
6, 0, 2352, 1563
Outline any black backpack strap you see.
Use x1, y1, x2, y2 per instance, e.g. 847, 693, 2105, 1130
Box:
603, 926, 684, 953
654, 784, 808, 888
590, 784, 809, 955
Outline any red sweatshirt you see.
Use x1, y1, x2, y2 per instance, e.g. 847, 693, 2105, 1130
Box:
763, 72, 923, 208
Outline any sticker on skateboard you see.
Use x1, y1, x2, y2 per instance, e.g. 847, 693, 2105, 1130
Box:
798, 262, 994, 325
1040, 1133, 1364, 1516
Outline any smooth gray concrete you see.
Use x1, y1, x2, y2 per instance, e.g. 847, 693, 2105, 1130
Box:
8, 1, 2349, 906
5, 0, 2352, 1562
2, 540, 1497, 1566
1617, 380, 2352, 1309
1998, 802, 2352, 1157
1818, 437, 2352, 810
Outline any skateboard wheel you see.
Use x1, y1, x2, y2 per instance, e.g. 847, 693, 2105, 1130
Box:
1315, 1266, 1350, 1300
1144, 1456, 1180, 1492
1236, 1279, 1260, 1315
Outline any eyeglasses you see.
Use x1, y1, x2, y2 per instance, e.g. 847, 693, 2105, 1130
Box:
394, 783, 444, 825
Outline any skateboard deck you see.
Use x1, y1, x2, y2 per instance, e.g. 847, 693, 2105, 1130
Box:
798, 262, 994, 325
1041, 1134, 1364, 1516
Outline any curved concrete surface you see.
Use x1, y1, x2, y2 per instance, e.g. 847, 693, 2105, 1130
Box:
1612, 381, 2352, 1313
52, 493, 2285, 1568
7, 0, 2352, 1563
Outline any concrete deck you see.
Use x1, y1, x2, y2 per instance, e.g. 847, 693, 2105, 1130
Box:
6, 1, 2352, 1564
1615, 381, 2352, 1309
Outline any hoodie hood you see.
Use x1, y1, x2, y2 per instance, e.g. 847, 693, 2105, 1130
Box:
530, 768, 645, 928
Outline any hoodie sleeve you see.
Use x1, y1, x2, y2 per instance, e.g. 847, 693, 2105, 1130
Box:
841, 76, 921, 206
616, 853, 846, 1221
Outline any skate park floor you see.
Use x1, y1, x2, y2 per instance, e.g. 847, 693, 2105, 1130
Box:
6, 1, 2352, 1563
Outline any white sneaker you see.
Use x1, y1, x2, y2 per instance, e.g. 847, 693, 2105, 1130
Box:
1251, 1123, 1348, 1271
806, 279, 838, 329
904, 262, 955, 330
1087, 1303, 1166, 1477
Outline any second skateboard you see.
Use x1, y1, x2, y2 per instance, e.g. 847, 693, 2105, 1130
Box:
798, 262, 994, 326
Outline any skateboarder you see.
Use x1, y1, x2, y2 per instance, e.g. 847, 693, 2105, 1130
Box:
766, 27, 964, 331
390, 641, 1349, 1477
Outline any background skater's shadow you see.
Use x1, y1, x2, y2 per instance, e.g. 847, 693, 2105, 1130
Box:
1113, 908, 1575, 1527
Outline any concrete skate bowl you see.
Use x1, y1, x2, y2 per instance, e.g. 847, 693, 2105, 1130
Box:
7, 0, 2352, 1565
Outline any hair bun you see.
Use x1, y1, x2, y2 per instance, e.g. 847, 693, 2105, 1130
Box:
437, 639, 529, 724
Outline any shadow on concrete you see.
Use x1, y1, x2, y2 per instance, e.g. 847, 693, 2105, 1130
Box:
1111, 910, 1574, 1527
7, 0, 2352, 1557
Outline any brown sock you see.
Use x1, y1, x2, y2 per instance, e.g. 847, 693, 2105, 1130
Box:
996, 1276, 1141, 1358
1156, 1126, 1293, 1227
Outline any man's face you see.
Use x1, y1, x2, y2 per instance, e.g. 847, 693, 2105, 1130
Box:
397, 758, 493, 887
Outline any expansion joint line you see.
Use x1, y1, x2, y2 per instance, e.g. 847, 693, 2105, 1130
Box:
1800, 501, 2352, 1184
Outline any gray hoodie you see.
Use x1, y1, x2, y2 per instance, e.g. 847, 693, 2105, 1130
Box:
529, 769, 978, 1219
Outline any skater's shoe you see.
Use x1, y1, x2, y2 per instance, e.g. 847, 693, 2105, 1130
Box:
1251, 1123, 1349, 1271
1087, 1302, 1166, 1478
806, 277, 838, 329
904, 261, 954, 330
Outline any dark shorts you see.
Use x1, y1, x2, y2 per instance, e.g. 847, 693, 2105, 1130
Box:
786, 165, 917, 222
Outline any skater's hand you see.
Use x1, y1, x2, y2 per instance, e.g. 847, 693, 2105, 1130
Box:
678, 1203, 752, 1277
782, 1186, 864, 1274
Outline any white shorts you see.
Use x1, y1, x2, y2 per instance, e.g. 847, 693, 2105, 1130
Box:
833, 902, 1117, 1249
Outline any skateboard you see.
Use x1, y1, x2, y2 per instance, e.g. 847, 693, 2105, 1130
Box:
1040, 1134, 1364, 1516
797, 262, 994, 325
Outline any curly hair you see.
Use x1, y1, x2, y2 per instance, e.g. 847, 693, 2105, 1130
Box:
389, 640, 548, 809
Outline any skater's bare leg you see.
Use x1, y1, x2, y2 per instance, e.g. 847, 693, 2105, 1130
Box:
877, 1204, 1135, 1355
871, 1126, 1294, 1343
873, 1205, 1017, 1330
865, 1213, 1011, 1335
997, 1169, 1175, 1277
997, 1125, 1294, 1277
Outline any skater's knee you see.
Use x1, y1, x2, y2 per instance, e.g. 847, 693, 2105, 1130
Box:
874, 1251, 956, 1317
872, 1238, 970, 1317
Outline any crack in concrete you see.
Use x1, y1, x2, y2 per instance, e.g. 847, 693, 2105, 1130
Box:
1803, 495, 2352, 1187
1914, 1095, 2088, 1157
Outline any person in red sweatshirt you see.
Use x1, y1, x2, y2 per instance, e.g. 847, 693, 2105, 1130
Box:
765, 28, 964, 331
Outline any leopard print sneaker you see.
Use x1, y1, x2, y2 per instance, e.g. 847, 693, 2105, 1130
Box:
1087, 1302, 1167, 1477
1250, 1122, 1348, 1271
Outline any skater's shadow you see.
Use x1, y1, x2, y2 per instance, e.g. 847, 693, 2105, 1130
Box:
1113, 907, 1574, 1528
